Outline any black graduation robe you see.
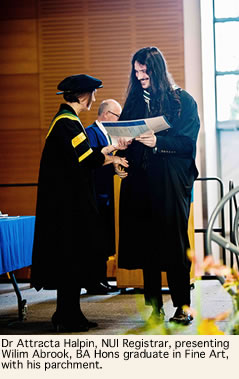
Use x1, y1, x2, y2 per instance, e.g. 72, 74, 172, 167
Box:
31, 104, 109, 290
117, 89, 200, 270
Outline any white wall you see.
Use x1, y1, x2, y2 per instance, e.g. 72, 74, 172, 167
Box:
183, 0, 204, 263
183, 0, 222, 263
200, 0, 221, 216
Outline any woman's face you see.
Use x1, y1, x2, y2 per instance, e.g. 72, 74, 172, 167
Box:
134, 61, 150, 89
80, 90, 96, 110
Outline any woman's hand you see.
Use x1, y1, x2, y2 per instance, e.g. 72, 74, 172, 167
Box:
101, 138, 132, 155
102, 148, 129, 169
101, 145, 117, 155
135, 130, 156, 147
113, 156, 128, 168
114, 162, 128, 179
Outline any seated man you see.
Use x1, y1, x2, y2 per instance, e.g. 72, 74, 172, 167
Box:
86, 99, 122, 294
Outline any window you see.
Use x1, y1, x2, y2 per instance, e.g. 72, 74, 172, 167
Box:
214, 0, 239, 127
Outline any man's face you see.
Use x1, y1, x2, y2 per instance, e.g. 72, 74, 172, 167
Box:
134, 61, 150, 89
106, 104, 121, 121
101, 103, 122, 121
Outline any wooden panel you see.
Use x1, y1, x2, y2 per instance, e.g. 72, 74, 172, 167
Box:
188, 202, 195, 282
38, 0, 185, 129
14, 267, 32, 280
0, 19, 38, 74
0, 187, 37, 216
0, 128, 41, 217
38, 0, 87, 128
0, 1, 40, 228
0, 0, 37, 20
0, 130, 41, 183
106, 256, 117, 278
117, 269, 144, 289
0, 75, 40, 130
38, 0, 86, 17
40, 128, 48, 151
134, 1, 184, 87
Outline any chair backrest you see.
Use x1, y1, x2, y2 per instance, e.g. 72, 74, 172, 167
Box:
206, 186, 239, 289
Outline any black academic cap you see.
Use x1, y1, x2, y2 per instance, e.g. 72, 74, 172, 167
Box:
56, 74, 103, 95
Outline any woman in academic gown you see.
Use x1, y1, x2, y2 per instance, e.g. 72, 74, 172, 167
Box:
31, 74, 128, 332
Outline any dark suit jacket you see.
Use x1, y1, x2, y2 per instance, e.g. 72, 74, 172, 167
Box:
86, 122, 116, 256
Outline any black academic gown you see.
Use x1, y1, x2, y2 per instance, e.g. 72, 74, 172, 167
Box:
31, 104, 109, 290
117, 89, 200, 270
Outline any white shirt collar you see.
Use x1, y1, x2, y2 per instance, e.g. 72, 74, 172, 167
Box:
95, 120, 111, 144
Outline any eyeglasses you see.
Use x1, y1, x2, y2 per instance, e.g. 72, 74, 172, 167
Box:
108, 110, 120, 118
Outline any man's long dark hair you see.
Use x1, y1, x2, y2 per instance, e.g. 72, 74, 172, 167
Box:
120, 46, 181, 122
